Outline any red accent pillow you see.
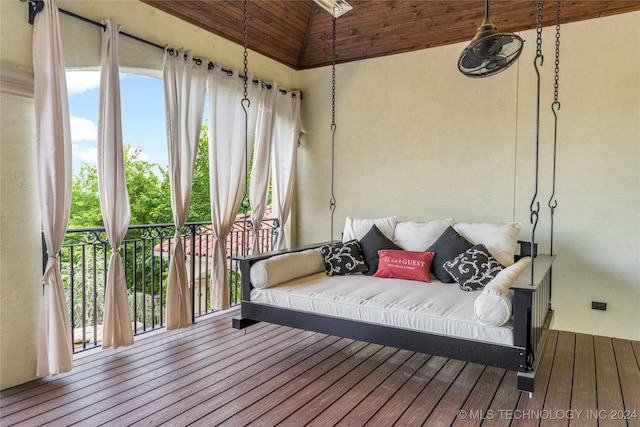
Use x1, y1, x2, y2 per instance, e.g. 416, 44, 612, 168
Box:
374, 250, 435, 283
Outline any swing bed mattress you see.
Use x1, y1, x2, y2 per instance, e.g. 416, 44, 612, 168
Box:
249, 272, 514, 346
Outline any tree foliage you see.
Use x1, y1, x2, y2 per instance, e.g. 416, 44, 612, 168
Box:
69, 126, 213, 228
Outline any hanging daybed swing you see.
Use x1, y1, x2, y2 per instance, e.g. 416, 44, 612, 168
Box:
234, 0, 562, 395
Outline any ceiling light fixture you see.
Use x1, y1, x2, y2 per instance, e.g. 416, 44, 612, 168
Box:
313, 0, 353, 18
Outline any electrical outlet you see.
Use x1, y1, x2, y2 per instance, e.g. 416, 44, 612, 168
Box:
591, 301, 607, 311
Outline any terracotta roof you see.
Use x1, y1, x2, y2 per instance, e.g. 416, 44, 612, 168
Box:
154, 205, 276, 258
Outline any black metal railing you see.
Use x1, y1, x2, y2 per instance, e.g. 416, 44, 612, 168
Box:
50, 217, 279, 353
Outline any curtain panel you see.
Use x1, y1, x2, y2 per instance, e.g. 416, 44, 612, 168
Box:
207, 67, 259, 310
33, 0, 74, 376
249, 84, 278, 254
272, 91, 301, 250
163, 49, 207, 330
98, 19, 134, 350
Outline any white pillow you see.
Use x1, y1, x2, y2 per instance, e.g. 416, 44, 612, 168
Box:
342, 216, 397, 243
250, 249, 325, 289
453, 222, 521, 267
474, 257, 532, 326
393, 218, 455, 251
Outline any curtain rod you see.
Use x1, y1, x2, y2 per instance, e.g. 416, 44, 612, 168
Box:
23, 1, 300, 98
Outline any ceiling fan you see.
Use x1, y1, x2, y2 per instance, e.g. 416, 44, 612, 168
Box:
458, 0, 524, 78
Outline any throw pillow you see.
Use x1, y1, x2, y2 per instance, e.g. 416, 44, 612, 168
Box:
426, 226, 474, 283
374, 249, 435, 283
443, 244, 505, 291
453, 222, 521, 267
342, 216, 397, 242
393, 218, 455, 251
359, 225, 402, 276
319, 240, 369, 276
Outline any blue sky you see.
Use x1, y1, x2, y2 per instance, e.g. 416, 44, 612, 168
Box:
66, 71, 168, 173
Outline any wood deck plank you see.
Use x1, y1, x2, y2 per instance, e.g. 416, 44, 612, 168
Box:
451, 366, 506, 427
483, 370, 521, 427
214, 339, 370, 427
570, 333, 597, 427
107, 331, 334, 426
14, 324, 302, 426
363, 355, 448, 426
306, 348, 414, 426
393, 358, 467, 425
186, 335, 351, 425
541, 330, 575, 427
594, 335, 626, 427
69, 327, 317, 426
612, 338, 640, 427
335, 352, 431, 426
0, 312, 251, 408
1, 312, 269, 422
246, 343, 387, 426
425, 362, 486, 426
282, 346, 400, 426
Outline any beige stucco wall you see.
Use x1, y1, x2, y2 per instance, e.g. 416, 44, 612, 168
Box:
296, 11, 640, 341
0, 0, 295, 390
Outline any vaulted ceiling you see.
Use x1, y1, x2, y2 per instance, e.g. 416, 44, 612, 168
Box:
141, 0, 640, 70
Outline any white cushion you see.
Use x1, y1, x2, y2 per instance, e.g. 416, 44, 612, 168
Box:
342, 216, 397, 242
453, 222, 521, 267
474, 257, 531, 326
250, 249, 325, 289
393, 218, 455, 251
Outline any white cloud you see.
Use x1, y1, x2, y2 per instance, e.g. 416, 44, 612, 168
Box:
73, 144, 97, 164
137, 149, 150, 162
70, 116, 97, 141
66, 71, 100, 95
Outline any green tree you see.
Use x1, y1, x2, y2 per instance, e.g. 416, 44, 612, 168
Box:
186, 124, 211, 222
69, 144, 173, 228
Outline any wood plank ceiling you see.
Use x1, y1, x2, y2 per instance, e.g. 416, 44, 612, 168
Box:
141, 0, 640, 70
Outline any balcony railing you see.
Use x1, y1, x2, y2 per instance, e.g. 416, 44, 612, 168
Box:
48, 217, 279, 353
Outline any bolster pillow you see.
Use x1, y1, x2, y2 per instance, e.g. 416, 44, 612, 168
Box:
474, 257, 532, 326
250, 249, 325, 289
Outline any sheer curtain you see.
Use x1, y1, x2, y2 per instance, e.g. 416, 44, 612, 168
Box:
33, 0, 73, 376
249, 84, 278, 253
271, 91, 301, 250
163, 49, 207, 330
98, 19, 134, 349
207, 67, 258, 310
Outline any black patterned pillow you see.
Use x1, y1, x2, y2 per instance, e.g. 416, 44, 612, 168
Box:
443, 244, 505, 291
320, 240, 369, 276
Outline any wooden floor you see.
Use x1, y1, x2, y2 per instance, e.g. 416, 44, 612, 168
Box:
1, 308, 639, 427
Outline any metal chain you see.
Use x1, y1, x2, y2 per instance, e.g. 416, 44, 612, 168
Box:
535, 0, 544, 61
530, 0, 544, 285
329, 16, 337, 241
242, 0, 249, 102
548, 0, 561, 255
553, 0, 561, 105
241, 0, 251, 255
